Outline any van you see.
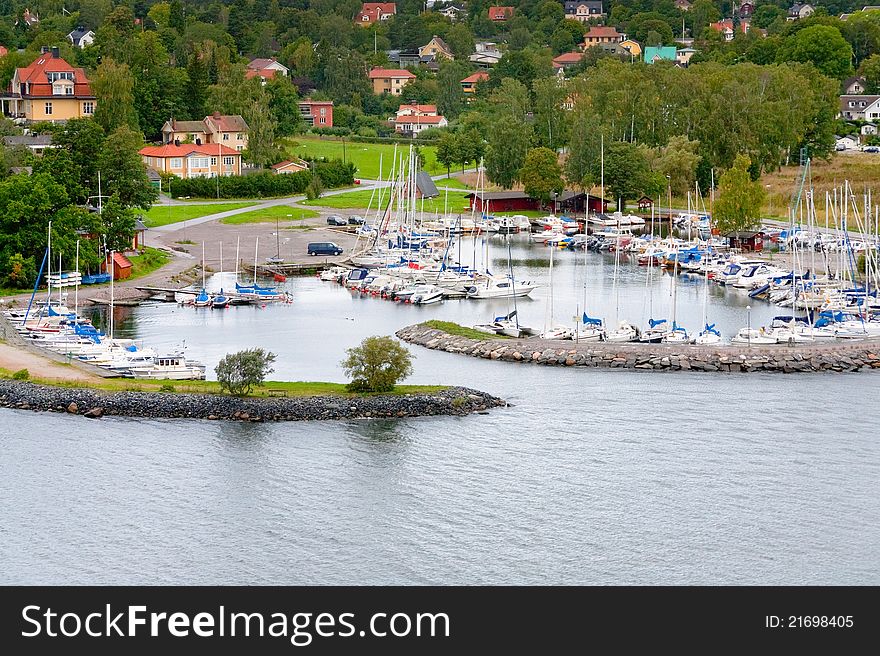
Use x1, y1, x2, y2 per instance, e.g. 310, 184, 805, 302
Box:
307, 241, 343, 256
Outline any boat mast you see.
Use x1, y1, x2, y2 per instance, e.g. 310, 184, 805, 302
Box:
75, 239, 79, 319
253, 237, 259, 285
109, 250, 114, 341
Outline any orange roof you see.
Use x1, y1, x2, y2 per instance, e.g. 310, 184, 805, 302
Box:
585, 26, 621, 38
461, 71, 489, 84
245, 68, 276, 80
14, 52, 93, 97
361, 2, 396, 12
369, 67, 416, 79
139, 143, 241, 158
488, 6, 514, 20
553, 51, 585, 65
398, 104, 437, 114
0, 46, 8, 57
395, 115, 446, 124
110, 252, 132, 269
272, 159, 308, 170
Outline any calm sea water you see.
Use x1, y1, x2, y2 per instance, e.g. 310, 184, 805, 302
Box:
2, 236, 878, 584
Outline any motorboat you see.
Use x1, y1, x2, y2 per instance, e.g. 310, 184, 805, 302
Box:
466, 276, 537, 299
604, 320, 640, 343
730, 327, 777, 345
410, 285, 444, 305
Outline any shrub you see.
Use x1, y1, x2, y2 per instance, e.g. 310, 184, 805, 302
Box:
159, 383, 175, 392
215, 348, 277, 396
12, 368, 30, 380
305, 174, 323, 200
341, 336, 413, 393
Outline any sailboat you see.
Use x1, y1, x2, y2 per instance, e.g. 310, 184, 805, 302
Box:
267, 215, 284, 265
692, 249, 722, 344
193, 242, 211, 306
540, 241, 573, 339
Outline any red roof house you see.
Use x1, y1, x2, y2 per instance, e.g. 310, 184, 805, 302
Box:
488, 6, 514, 21
357, 3, 397, 25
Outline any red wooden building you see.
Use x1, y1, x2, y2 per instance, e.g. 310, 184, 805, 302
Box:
466, 191, 608, 215
725, 230, 765, 252
102, 252, 133, 280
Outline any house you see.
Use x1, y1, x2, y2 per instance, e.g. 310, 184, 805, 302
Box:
132, 218, 147, 251
357, 2, 396, 25
676, 47, 698, 66
583, 26, 624, 48
637, 196, 654, 211
644, 46, 677, 64
19, 8, 39, 27
553, 52, 585, 72
298, 99, 333, 127
103, 252, 132, 281
420, 36, 454, 61
161, 113, 249, 152
246, 58, 289, 83
787, 3, 814, 20
1, 134, 56, 155
725, 231, 765, 252
488, 6, 514, 21
438, 4, 466, 20
861, 123, 878, 137
839, 94, 880, 121
0, 46, 7, 58
708, 19, 748, 41
368, 67, 416, 95
674, 0, 691, 10
466, 190, 608, 214
843, 76, 867, 95
470, 49, 503, 68
0, 48, 96, 123
835, 135, 859, 150
562, 1, 605, 23
738, 2, 755, 17
272, 159, 310, 175
139, 142, 243, 179
461, 71, 489, 96
392, 104, 448, 134
67, 27, 95, 49
619, 39, 642, 58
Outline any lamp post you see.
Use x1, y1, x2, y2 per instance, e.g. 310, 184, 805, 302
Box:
746, 304, 751, 348
552, 191, 558, 215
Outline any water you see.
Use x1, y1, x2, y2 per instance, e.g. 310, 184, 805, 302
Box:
2, 236, 878, 584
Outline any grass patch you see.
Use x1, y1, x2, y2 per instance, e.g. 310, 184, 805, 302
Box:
305, 188, 471, 212
423, 320, 508, 340
219, 207, 320, 225
434, 176, 473, 190
285, 136, 444, 178
127, 247, 171, 281
143, 202, 256, 227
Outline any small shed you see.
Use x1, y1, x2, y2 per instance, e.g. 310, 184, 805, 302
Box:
415, 170, 439, 199
103, 252, 133, 280
132, 218, 147, 250
637, 196, 654, 211
725, 230, 765, 252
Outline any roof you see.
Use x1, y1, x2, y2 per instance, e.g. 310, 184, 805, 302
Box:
0, 46, 7, 57
134, 218, 147, 231
205, 113, 249, 132
368, 67, 416, 79
361, 2, 396, 11
466, 190, 599, 202
272, 159, 309, 170
397, 104, 437, 114
423, 36, 451, 52
843, 75, 866, 88
299, 98, 334, 106
416, 171, 438, 198
395, 115, 447, 124
584, 26, 621, 38
139, 143, 241, 157
68, 27, 93, 41
245, 68, 276, 80
644, 46, 677, 62
563, 1, 604, 10
163, 119, 206, 133
553, 51, 585, 66
840, 94, 880, 112
461, 71, 489, 84
13, 52, 94, 98
488, 6, 514, 20
110, 252, 132, 269
2, 134, 53, 147
247, 58, 285, 70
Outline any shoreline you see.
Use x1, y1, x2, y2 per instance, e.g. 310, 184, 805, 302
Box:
397, 323, 880, 374
0, 379, 505, 422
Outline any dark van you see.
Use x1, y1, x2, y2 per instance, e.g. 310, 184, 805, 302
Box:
307, 241, 343, 256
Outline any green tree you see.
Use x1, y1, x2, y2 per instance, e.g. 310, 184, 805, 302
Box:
565, 104, 599, 191
648, 136, 702, 198
776, 25, 854, 79
92, 59, 139, 133
689, 0, 721, 39
100, 194, 137, 253
98, 126, 157, 210
215, 348, 277, 396
485, 118, 531, 189
147, 2, 172, 29
751, 6, 786, 30
341, 336, 413, 393
859, 53, 880, 92
436, 131, 459, 177
266, 77, 303, 137
599, 141, 659, 211
53, 119, 106, 197
713, 155, 766, 234
436, 60, 471, 119
520, 147, 564, 206
532, 76, 569, 151
446, 23, 475, 60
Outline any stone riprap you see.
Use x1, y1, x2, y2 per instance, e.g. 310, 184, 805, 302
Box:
396, 324, 880, 373
0, 380, 505, 421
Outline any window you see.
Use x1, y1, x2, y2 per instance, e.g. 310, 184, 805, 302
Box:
82, 101, 94, 115
45, 102, 52, 115
320, 108, 326, 116
320, 117, 326, 124
210, 157, 217, 165
190, 133, 198, 141
223, 156, 234, 166
236, 145, 243, 151
170, 158, 183, 168
222, 133, 229, 141
236, 133, 242, 140
190, 157, 210, 168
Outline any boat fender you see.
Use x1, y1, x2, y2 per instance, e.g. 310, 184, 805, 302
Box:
466, 286, 477, 295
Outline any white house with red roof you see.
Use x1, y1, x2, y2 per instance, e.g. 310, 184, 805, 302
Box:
246, 58, 289, 84
357, 3, 397, 25
139, 142, 243, 179
392, 104, 447, 134
488, 6, 514, 21
1, 48, 96, 122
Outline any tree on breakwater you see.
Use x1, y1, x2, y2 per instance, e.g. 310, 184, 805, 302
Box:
215, 349, 277, 396
342, 336, 413, 393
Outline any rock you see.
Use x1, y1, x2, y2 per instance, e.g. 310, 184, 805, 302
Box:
207, 414, 218, 420
83, 407, 104, 419
66, 402, 78, 414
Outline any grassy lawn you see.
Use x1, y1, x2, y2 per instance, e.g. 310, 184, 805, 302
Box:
423, 320, 507, 340
219, 207, 320, 225
305, 188, 471, 213
127, 247, 171, 281
285, 136, 445, 178
434, 176, 473, 190
142, 202, 256, 227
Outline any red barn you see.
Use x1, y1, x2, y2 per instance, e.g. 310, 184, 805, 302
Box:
725, 230, 765, 252
102, 252, 133, 280
466, 191, 608, 215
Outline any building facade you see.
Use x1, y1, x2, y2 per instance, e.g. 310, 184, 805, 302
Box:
161, 113, 249, 152
139, 143, 243, 179
298, 99, 334, 127
1, 48, 96, 122
368, 67, 416, 95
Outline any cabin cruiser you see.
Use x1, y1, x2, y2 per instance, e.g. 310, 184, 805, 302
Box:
409, 285, 444, 305
730, 327, 777, 345
604, 320, 640, 343
466, 276, 537, 299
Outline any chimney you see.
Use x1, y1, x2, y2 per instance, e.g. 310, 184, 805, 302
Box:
174, 139, 180, 146
213, 111, 221, 119
51, 46, 59, 58
41, 45, 49, 54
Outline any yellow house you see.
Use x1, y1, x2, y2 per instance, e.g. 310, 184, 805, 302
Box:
139, 143, 243, 179
619, 39, 642, 58
1, 47, 96, 122
161, 113, 249, 152
368, 67, 416, 95
419, 36, 454, 61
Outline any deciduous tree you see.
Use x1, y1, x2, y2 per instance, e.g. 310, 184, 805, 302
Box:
713, 155, 766, 234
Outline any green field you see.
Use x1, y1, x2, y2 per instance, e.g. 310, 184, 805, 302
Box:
143, 202, 256, 227
434, 176, 473, 190
305, 188, 471, 213
285, 136, 444, 179
127, 247, 171, 280
219, 207, 320, 225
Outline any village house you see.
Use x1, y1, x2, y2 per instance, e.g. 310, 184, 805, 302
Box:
67, 27, 95, 49
552, 51, 586, 73
392, 104, 448, 135
246, 58, 289, 83
139, 142, 243, 179
709, 18, 749, 41
835, 135, 859, 150
161, 113, 249, 152
738, 2, 755, 17
582, 26, 624, 48
466, 190, 608, 214
619, 39, 642, 59
676, 47, 698, 66
271, 159, 310, 175
357, 2, 397, 25
2, 134, 56, 155
488, 6, 514, 21
787, 3, 814, 20
562, 1, 605, 22
644, 46, 677, 64
839, 94, 880, 121
298, 99, 333, 128
420, 36, 454, 61
469, 43, 503, 68
18, 8, 39, 28
461, 71, 489, 97
368, 67, 416, 95
0, 48, 96, 123
861, 123, 878, 138
438, 4, 466, 20
843, 76, 867, 95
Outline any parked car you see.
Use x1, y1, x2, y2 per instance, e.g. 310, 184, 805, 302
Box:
348, 215, 365, 225
326, 215, 347, 226
308, 241, 343, 256
865, 146, 880, 153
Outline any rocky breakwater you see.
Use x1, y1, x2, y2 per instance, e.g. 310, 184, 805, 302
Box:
0, 380, 505, 422
396, 324, 880, 374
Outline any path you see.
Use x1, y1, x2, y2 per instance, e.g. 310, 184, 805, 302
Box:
0, 342, 101, 382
